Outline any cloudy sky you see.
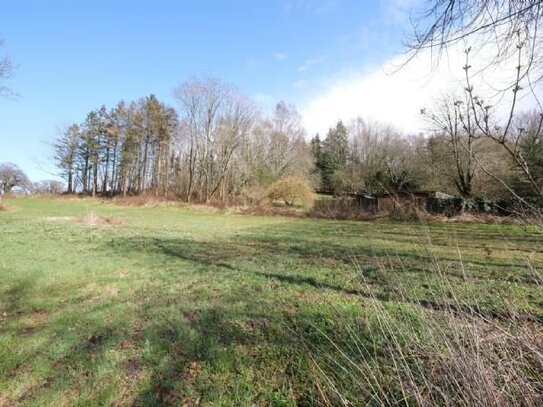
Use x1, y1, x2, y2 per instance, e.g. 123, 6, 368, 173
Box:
0, 0, 536, 181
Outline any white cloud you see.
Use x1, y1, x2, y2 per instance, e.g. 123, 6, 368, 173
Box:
274, 52, 288, 61
301, 57, 456, 135
300, 43, 542, 136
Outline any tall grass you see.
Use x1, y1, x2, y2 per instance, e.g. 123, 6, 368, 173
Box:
305, 213, 543, 406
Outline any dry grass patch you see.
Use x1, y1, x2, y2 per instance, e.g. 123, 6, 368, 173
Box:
240, 203, 306, 217
79, 212, 125, 227
41, 216, 74, 222
111, 195, 174, 207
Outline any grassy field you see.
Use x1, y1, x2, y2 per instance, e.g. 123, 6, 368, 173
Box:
1, 197, 542, 406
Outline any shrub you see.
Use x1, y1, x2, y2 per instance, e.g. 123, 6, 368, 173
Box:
310, 197, 375, 220
265, 177, 315, 207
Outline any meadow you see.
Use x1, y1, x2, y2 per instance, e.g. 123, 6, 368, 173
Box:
1, 197, 542, 406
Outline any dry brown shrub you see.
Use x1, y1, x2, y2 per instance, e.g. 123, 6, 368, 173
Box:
242, 186, 267, 206
311, 198, 374, 220
111, 194, 172, 207
442, 213, 525, 225
310, 199, 528, 225
266, 177, 315, 207
207, 198, 227, 209
387, 206, 433, 222
49, 193, 90, 202
79, 212, 125, 227
399, 315, 543, 406
240, 203, 305, 218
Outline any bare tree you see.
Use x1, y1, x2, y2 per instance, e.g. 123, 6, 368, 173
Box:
422, 94, 479, 197
175, 78, 222, 201
0, 163, 31, 194
174, 78, 257, 203
264, 102, 310, 183
409, 3, 543, 201
406, 1, 543, 85
344, 118, 421, 194
33, 180, 64, 194
460, 48, 542, 199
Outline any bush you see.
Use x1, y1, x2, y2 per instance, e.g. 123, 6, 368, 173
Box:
265, 177, 315, 207
310, 197, 376, 220
426, 196, 543, 217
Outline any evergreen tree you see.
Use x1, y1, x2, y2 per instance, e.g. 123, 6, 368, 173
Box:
310, 134, 324, 191
321, 120, 348, 193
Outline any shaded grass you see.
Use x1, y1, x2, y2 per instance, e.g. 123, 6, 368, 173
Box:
0, 196, 542, 405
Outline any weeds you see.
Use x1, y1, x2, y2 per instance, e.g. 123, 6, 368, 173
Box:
306, 210, 543, 406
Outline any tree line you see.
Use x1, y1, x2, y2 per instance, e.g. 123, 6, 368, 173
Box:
52, 75, 542, 205
53, 78, 311, 203
311, 112, 542, 201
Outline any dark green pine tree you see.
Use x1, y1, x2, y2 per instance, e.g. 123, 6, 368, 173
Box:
310, 134, 324, 191
321, 120, 348, 193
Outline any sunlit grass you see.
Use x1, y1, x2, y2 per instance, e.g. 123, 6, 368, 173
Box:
1, 196, 542, 405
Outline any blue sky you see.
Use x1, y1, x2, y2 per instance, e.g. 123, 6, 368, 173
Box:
1, 0, 425, 181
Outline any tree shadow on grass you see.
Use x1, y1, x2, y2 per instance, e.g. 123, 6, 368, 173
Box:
134, 305, 314, 405
4, 220, 541, 405
109, 227, 542, 287
1, 277, 36, 315
29, 224, 529, 405
108, 234, 541, 323
255, 271, 540, 322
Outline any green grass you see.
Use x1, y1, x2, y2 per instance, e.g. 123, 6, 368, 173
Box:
1, 196, 542, 406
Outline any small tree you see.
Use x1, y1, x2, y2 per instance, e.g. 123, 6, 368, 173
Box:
0, 162, 31, 194
266, 176, 315, 207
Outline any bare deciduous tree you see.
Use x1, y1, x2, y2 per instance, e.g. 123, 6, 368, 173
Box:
0, 163, 31, 194
407, 1, 543, 85
409, 2, 543, 202
422, 93, 479, 197
174, 78, 257, 202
